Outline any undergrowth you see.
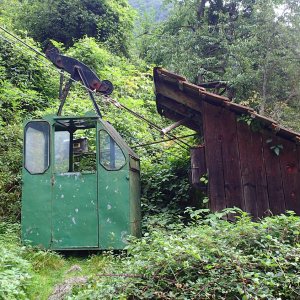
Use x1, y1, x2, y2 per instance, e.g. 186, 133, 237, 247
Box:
70, 210, 300, 300
1, 210, 300, 299
0, 222, 30, 300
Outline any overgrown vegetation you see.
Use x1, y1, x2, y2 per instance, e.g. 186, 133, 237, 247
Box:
1, 0, 300, 299
72, 210, 300, 300
136, 0, 300, 130
1, 0, 135, 55
1, 211, 300, 299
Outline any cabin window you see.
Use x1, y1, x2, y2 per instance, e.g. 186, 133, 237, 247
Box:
73, 128, 96, 173
54, 127, 96, 174
99, 130, 126, 170
25, 121, 50, 174
54, 131, 70, 173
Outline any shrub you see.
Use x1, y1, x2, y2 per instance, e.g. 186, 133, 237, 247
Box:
70, 211, 300, 300
0, 223, 31, 300
0, 123, 22, 221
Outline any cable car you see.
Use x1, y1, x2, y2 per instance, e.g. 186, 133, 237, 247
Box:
21, 44, 141, 250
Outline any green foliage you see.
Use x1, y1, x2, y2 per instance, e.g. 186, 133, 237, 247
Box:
0, 35, 58, 124
266, 138, 284, 156
141, 154, 192, 218
0, 223, 31, 299
0, 123, 22, 221
2, 212, 300, 299
2, 0, 135, 56
0, 32, 58, 221
237, 114, 262, 132
137, 0, 300, 130
70, 211, 300, 299
199, 173, 208, 185
129, 0, 169, 22
0, 33, 197, 221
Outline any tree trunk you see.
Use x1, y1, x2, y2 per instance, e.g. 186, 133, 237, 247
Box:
197, 0, 207, 20
260, 66, 268, 115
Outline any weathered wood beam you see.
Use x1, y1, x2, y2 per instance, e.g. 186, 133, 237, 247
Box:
160, 109, 200, 132
155, 80, 203, 114
161, 117, 190, 135
157, 95, 200, 118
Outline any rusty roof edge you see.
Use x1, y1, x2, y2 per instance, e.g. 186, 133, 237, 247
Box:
156, 67, 187, 82
154, 67, 300, 142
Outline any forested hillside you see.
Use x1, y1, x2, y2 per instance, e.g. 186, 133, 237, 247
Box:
1, 0, 300, 299
128, 0, 167, 21
137, 0, 300, 130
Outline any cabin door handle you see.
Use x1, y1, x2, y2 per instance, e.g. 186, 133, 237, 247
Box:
51, 176, 55, 186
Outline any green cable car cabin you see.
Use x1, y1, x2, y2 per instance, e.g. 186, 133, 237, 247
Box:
21, 43, 141, 250
21, 113, 141, 250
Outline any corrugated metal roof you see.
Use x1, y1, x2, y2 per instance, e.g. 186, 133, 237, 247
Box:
154, 67, 300, 143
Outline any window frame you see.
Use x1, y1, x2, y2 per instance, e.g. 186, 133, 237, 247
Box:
129, 155, 140, 173
24, 121, 50, 175
99, 129, 126, 171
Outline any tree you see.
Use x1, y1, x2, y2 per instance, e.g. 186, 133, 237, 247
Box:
128, 0, 168, 21
137, 0, 300, 127
3, 0, 135, 56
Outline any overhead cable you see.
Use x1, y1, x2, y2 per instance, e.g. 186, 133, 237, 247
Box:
0, 26, 192, 150
131, 133, 198, 149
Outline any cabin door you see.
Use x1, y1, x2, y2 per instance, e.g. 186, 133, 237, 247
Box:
22, 121, 52, 248
51, 125, 98, 249
97, 122, 130, 249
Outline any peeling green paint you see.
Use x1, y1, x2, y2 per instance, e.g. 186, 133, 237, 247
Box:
21, 115, 141, 250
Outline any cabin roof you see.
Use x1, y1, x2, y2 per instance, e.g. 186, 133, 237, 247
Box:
41, 114, 139, 159
154, 67, 300, 143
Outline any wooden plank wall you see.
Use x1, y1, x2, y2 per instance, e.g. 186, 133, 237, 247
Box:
202, 101, 300, 217
190, 146, 207, 191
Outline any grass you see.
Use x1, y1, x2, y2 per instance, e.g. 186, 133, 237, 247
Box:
0, 223, 121, 300
25, 251, 117, 299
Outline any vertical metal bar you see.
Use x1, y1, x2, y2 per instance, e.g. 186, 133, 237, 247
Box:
57, 79, 73, 116
76, 67, 102, 118
95, 122, 100, 247
69, 131, 74, 172
110, 137, 116, 169
59, 71, 64, 99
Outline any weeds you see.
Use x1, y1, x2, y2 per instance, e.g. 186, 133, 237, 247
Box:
1, 211, 300, 299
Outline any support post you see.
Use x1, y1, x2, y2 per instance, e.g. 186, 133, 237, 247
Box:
76, 66, 102, 118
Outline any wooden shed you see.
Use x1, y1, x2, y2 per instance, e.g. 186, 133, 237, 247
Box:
154, 67, 300, 217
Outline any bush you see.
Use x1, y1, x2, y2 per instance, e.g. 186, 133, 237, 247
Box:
0, 223, 31, 300
70, 211, 300, 299
0, 123, 22, 221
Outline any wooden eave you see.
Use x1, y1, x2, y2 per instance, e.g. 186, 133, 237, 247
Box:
154, 67, 300, 143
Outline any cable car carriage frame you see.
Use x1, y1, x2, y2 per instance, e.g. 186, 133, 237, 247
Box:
21, 44, 141, 250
